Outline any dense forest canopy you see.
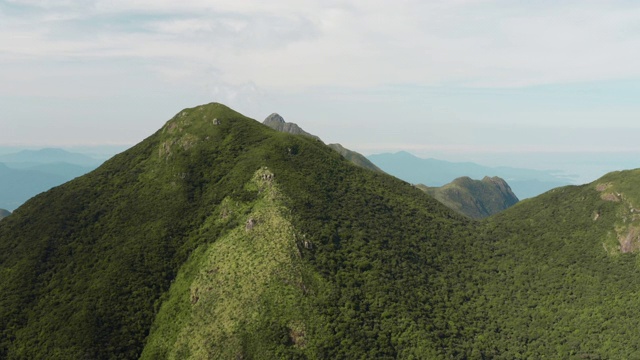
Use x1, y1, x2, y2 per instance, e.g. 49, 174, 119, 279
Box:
1, 103, 639, 359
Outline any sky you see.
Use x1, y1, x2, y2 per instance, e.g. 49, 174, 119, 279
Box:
2, 0, 640, 183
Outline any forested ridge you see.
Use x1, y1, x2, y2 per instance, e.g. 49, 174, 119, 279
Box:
1, 103, 639, 359
418, 176, 519, 219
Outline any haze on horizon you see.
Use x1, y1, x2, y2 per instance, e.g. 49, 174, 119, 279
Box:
2, 0, 640, 183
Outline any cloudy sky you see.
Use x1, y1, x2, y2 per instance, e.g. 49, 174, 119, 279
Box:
2, 0, 640, 180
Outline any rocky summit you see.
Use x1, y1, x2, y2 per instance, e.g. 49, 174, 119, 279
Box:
263, 113, 383, 173
263, 113, 319, 139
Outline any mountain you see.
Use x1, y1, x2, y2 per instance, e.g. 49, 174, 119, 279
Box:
417, 176, 519, 219
262, 113, 319, 139
0, 149, 99, 210
467, 170, 640, 358
263, 113, 383, 173
0, 163, 75, 211
327, 143, 383, 173
0, 103, 470, 359
0, 148, 101, 167
0, 209, 9, 220
17, 161, 95, 178
2, 103, 640, 359
368, 151, 572, 199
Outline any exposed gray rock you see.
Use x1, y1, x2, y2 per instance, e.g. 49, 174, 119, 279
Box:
245, 218, 257, 231
262, 113, 384, 174
263, 113, 320, 140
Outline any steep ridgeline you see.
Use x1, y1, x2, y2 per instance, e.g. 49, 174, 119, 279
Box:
3, 103, 640, 359
263, 113, 383, 173
0, 209, 10, 220
0, 103, 471, 359
262, 113, 319, 139
326, 143, 383, 173
417, 176, 519, 219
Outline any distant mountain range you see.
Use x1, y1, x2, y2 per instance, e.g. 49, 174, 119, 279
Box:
0, 209, 10, 220
262, 113, 382, 173
417, 176, 519, 219
326, 143, 383, 173
0, 148, 101, 210
0, 148, 101, 167
368, 151, 573, 199
261, 114, 516, 216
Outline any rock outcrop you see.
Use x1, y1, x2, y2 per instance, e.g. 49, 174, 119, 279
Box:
263, 113, 319, 139
263, 113, 384, 174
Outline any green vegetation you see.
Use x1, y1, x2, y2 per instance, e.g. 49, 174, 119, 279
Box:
418, 176, 519, 219
367, 151, 572, 199
142, 169, 328, 359
2, 103, 640, 359
260, 112, 383, 173
468, 180, 640, 358
327, 143, 383, 173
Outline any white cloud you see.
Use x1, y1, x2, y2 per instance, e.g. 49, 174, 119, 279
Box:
3, 0, 640, 187
3, 0, 640, 89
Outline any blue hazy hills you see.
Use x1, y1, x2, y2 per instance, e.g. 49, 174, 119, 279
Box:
367, 151, 574, 199
0, 148, 103, 211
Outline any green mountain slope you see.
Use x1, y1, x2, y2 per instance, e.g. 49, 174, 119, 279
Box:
465, 171, 640, 358
417, 176, 519, 219
326, 143, 383, 173
141, 168, 325, 359
3, 103, 640, 359
0, 103, 470, 359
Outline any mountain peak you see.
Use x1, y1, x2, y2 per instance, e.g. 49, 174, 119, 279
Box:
262, 113, 318, 139
263, 113, 286, 125
482, 176, 518, 199
482, 175, 508, 189
262, 114, 383, 173
419, 175, 519, 219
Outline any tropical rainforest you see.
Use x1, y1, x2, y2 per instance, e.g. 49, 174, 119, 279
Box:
1, 103, 640, 359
